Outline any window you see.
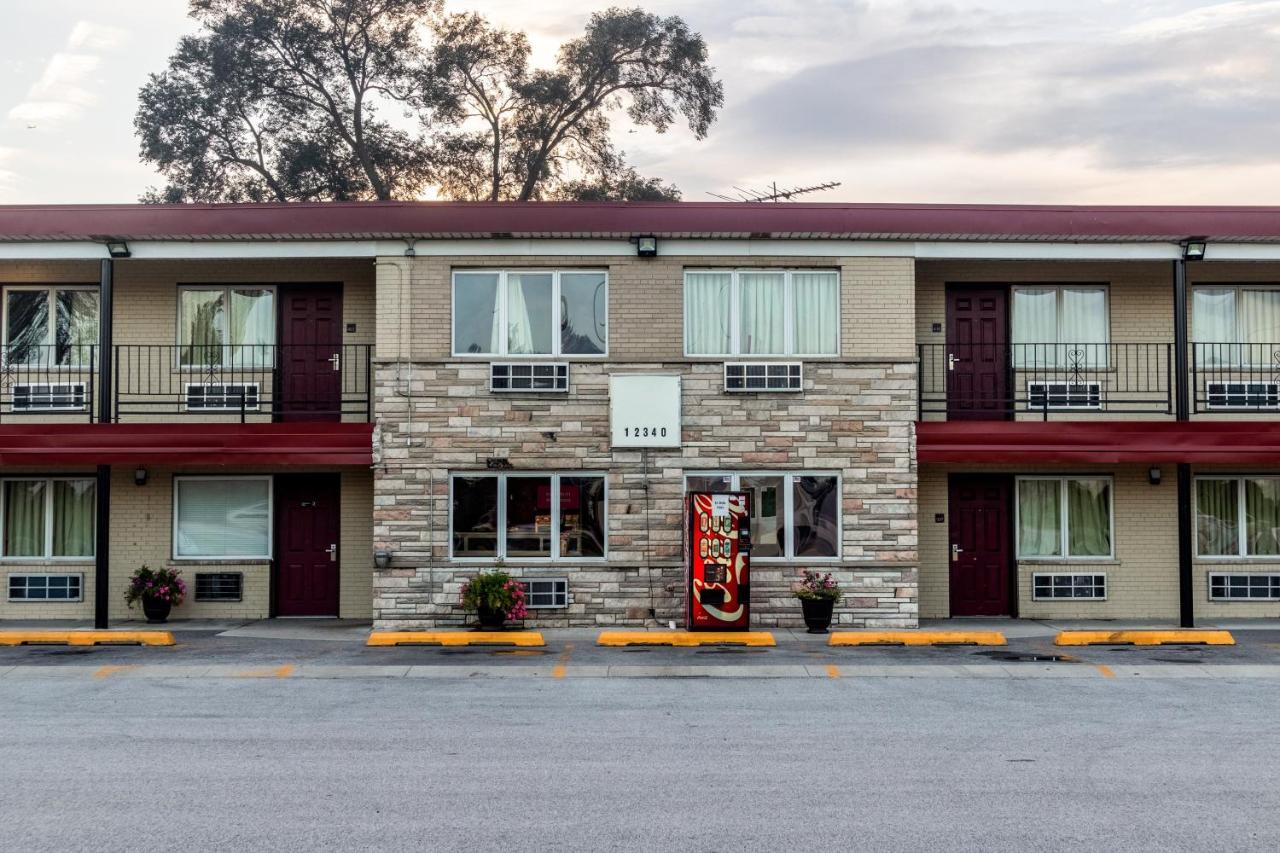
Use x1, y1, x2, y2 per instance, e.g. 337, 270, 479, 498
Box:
684, 472, 839, 559
174, 477, 271, 559
1193, 286, 1280, 366
451, 473, 606, 560
3, 286, 99, 366
1195, 477, 1280, 558
523, 578, 569, 608
1011, 286, 1108, 367
1209, 573, 1280, 601
684, 270, 839, 356
177, 286, 275, 367
1032, 573, 1106, 600
0, 478, 95, 559
1016, 477, 1113, 560
452, 271, 607, 357
8, 573, 83, 601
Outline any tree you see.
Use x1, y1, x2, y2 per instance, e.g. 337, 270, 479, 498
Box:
431, 7, 721, 200
137, 0, 444, 202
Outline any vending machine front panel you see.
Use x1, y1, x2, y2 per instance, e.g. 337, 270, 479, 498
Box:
685, 491, 752, 630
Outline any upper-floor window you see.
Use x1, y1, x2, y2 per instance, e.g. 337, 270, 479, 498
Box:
0, 478, 95, 559
684, 472, 840, 559
453, 270, 608, 357
3, 286, 99, 367
178, 286, 276, 367
1193, 286, 1280, 366
1011, 285, 1109, 367
684, 270, 839, 357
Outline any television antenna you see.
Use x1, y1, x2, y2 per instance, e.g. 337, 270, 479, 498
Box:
707, 180, 841, 203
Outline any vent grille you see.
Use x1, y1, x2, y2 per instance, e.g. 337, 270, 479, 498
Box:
186, 383, 260, 411
1027, 381, 1102, 410
522, 578, 568, 608
195, 572, 243, 602
724, 362, 803, 392
490, 362, 569, 392
1209, 573, 1280, 601
1206, 382, 1280, 410
1032, 573, 1106, 600
12, 383, 86, 411
8, 573, 83, 602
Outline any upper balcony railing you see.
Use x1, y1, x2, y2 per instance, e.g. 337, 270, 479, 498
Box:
0, 344, 371, 423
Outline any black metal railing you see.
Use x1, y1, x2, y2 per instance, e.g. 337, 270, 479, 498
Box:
919, 342, 1174, 420
1192, 343, 1280, 413
0, 344, 98, 421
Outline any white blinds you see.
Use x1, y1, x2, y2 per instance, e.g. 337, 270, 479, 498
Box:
175, 479, 270, 558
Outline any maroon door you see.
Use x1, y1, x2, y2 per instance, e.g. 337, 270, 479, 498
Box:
275, 474, 341, 617
278, 284, 343, 421
946, 285, 1011, 420
948, 474, 1013, 617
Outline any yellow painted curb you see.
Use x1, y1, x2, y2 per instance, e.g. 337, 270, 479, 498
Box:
829, 631, 1007, 647
0, 631, 174, 647
1055, 630, 1235, 646
366, 631, 545, 647
597, 631, 776, 647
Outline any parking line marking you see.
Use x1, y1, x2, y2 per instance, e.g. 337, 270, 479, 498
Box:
1096, 664, 1115, 678
553, 643, 574, 680
274, 664, 294, 678
93, 665, 137, 679
825, 664, 841, 679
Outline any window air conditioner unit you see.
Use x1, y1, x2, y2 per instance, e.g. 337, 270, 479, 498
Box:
12, 383, 87, 411
724, 362, 803, 392
1026, 381, 1102, 411
1206, 382, 1280, 410
185, 383, 261, 411
490, 362, 569, 393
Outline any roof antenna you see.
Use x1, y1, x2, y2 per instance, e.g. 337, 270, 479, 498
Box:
707, 180, 841, 203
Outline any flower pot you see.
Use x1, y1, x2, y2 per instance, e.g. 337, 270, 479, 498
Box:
800, 597, 835, 634
476, 606, 506, 630
142, 597, 172, 625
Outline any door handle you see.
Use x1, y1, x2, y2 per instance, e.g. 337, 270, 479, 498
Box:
329, 353, 341, 371
951, 543, 963, 562
948, 353, 957, 371
327, 543, 338, 562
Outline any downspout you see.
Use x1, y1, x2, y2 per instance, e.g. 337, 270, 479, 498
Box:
94, 257, 114, 629
1173, 254, 1194, 628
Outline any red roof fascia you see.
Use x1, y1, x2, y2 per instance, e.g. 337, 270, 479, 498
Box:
917, 420, 1280, 464
0, 423, 373, 467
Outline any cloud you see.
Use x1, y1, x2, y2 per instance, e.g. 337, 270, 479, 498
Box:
7, 21, 128, 127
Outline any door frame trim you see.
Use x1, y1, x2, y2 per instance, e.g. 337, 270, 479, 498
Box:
271, 471, 342, 618
947, 472, 1018, 618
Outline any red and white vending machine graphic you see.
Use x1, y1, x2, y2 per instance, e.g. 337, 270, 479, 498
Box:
685, 491, 752, 630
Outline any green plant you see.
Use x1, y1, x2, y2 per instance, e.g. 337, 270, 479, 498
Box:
124, 565, 187, 608
793, 570, 840, 602
461, 570, 527, 620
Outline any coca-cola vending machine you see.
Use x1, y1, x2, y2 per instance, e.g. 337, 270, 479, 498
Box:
685, 491, 752, 630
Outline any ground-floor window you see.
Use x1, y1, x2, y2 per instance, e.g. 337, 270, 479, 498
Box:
0, 478, 95, 559
1015, 476, 1113, 560
451, 473, 606, 561
1195, 476, 1280, 557
174, 476, 272, 559
684, 472, 839, 559
7, 572, 83, 601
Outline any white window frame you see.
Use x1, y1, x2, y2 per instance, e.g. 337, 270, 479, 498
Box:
682, 471, 842, 561
175, 284, 278, 369
1030, 572, 1107, 601
1194, 475, 1280, 560
451, 270, 609, 358
448, 472, 608, 562
0, 477, 96, 561
172, 475, 274, 561
682, 269, 841, 358
1208, 572, 1280, 601
1, 285, 100, 368
1014, 476, 1115, 561
7, 572, 84, 602
1010, 284, 1111, 368
1191, 285, 1280, 367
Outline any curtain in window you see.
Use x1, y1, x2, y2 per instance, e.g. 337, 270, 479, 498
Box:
228, 289, 274, 368
56, 290, 98, 367
1017, 479, 1061, 557
6, 290, 49, 366
1242, 290, 1280, 367
507, 274, 553, 354
179, 290, 225, 366
560, 273, 607, 355
1060, 288, 1108, 368
684, 273, 732, 354
1066, 479, 1111, 557
51, 480, 94, 558
741, 475, 784, 557
3, 481, 45, 557
1011, 288, 1057, 367
1196, 479, 1239, 556
452, 273, 501, 355
740, 273, 785, 354
1192, 289, 1238, 367
1245, 478, 1280, 556
175, 479, 270, 558
793, 272, 838, 355
793, 475, 838, 557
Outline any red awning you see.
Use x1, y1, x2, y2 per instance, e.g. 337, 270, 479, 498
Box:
917, 420, 1280, 464
0, 423, 372, 467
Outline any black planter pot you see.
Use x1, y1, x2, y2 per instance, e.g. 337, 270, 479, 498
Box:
800, 598, 835, 634
476, 606, 506, 630
142, 597, 172, 625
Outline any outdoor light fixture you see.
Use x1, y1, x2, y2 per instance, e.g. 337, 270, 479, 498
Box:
105, 239, 131, 259
134, 467, 148, 486
636, 235, 658, 258
374, 550, 392, 569
1149, 466, 1162, 486
1181, 238, 1207, 261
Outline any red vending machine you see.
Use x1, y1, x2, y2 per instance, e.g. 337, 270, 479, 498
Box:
685, 491, 752, 630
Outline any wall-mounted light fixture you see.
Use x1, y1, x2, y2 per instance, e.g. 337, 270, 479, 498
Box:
374, 550, 392, 569
635, 235, 658, 258
105, 239, 131, 259
1181, 238, 1207, 261
1148, 466, 1162, 486
134, 466, 148, 486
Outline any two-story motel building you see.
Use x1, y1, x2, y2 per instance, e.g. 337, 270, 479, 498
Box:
1, 202, 1279, 629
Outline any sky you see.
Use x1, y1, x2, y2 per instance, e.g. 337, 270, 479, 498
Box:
2, 0, 1280, 205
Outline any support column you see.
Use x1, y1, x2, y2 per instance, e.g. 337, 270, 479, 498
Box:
94, 258, 114, 628
1173, 258, 1194, 628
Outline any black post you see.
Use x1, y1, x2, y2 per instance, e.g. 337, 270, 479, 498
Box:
94, 259, 114, 629
98, 259, 113, 425
1173, 258, 1194, 628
